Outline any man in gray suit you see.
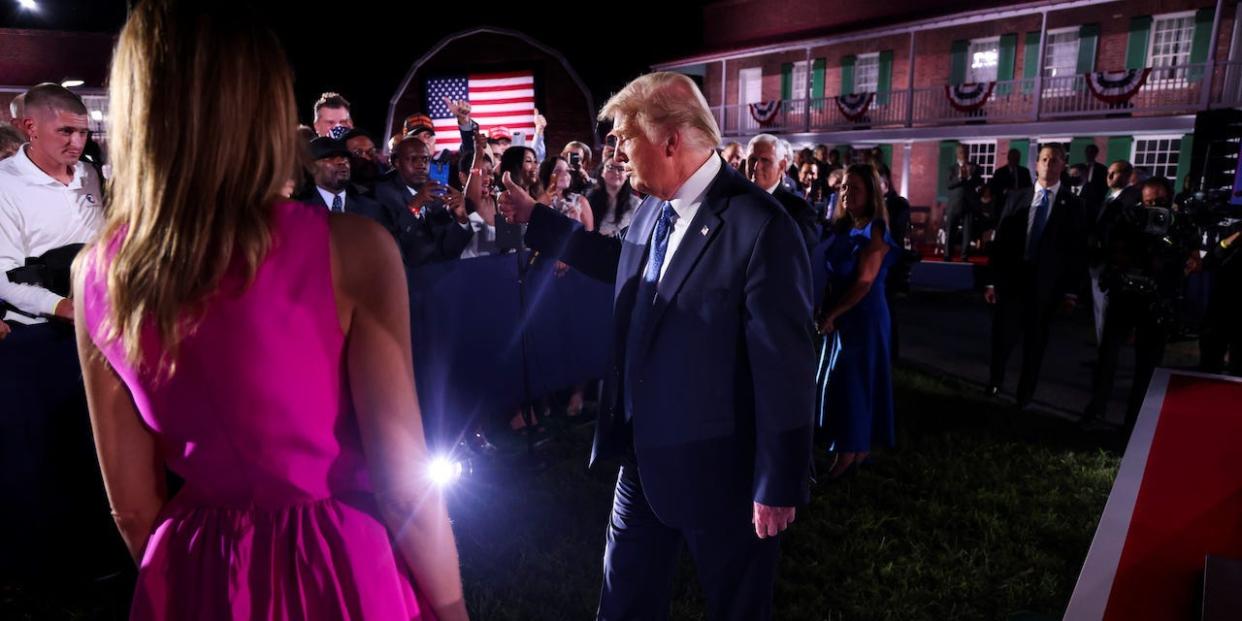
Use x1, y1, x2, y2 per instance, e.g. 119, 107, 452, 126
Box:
943, 143, 983, 261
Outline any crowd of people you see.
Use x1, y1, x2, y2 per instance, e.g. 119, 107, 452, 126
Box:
1, 1, 1240, 619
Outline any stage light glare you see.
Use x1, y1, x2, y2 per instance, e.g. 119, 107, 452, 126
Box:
61, 79, 85, 88
427, 456, 463, 487
17, 0, 38, 11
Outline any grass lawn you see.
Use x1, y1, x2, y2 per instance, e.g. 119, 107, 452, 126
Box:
2, 366, 1120, 620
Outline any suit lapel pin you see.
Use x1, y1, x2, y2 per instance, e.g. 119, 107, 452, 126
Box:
700, 225, 710, 236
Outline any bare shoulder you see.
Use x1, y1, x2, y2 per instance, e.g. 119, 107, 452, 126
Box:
328, 213, 404, 300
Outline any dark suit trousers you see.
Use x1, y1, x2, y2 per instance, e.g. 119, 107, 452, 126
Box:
989, 265, 1054, 403
943, 207, 973, 260
1086, 296, 1168, 429
597, 463, 780, 621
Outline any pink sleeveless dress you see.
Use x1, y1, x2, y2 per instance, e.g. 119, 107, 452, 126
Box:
81, 201, 436, 620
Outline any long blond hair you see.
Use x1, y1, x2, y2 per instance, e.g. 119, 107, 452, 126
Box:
89, 0, 299, 374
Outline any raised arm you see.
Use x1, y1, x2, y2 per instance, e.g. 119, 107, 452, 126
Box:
72, 259, 168, 565
498, 172, 621, 283
329, 215, 468, 621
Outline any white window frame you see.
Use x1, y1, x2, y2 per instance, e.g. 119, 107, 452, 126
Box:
855, 52, 880, 94
967, 36, 1001, 83
1042, 27, 1081, 97
1131, 134, 1182, 182
791, 60, 809, 102
1148, 11, 1197, 86
960, 139, 998, 183
738, 67, 762, 105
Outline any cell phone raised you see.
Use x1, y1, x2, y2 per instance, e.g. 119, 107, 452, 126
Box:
429, 161, 451, 187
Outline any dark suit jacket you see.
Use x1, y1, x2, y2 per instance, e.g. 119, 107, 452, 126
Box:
988, 164, 1032, 204
296, 184, 385, 223
988, 184, 1089, 308
1089, 184, 1143, 266
373, 176, 474, 267
947, 162, 984, 215
525, 160, 816, 528
1085, 161, 1109, 199
773, 185, 821, 250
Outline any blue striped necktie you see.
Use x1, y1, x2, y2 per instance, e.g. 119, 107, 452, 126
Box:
1027, 188, 1050, 261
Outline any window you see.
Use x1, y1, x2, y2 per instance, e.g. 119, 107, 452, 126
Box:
1043, 29, 1080, 79
855, 53, 880, 93
80, 94, 109, 140
967, 37, 1000, 83
738, 67, 762, 105
962, 140, 998, 183
1149, 12, 1196, 81
792, 60, 808, 101
1132, 135, 1182, 182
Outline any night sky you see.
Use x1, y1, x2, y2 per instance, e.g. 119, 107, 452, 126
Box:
1, 0, 710, 136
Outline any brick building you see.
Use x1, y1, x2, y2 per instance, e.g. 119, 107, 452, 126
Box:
0, 28, 114, 140
653, 0, 1241, 248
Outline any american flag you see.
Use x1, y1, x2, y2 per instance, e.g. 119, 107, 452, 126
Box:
425, 71, 536, 152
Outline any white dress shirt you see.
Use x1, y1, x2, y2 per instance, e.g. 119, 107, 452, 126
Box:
316, 186, 345, 212
0, 146, 104, 323
654, 153, 721, 283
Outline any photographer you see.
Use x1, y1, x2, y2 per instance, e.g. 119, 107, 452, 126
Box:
1199, 222, 1242, 376
373, 136, 473, 268
1082, 177, 1197, 431
560, 141, 597, 196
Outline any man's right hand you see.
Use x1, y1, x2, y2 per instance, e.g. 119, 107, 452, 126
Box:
497, 172, 535, 224
0, 319, 10, 340
407, 182, 447, 216
533, 108, 547, 136
53, 297, 74, 322
983, 287, 997, 305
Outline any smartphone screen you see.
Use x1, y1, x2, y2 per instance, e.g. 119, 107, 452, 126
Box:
429, 161, 450, 187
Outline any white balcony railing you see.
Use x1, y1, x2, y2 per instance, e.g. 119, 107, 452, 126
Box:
712, 62, 1222, 137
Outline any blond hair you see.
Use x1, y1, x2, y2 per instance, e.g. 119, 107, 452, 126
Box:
88, 0, 299, 374
599, 72, 721, 150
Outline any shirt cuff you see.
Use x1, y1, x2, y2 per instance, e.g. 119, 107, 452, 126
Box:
459, 221, 471, 230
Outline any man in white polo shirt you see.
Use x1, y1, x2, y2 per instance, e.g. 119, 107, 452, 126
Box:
0, 83, 111, 577
0, 83, 102, 325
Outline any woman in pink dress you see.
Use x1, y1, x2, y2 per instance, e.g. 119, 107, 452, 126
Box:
71, 2, 468, 619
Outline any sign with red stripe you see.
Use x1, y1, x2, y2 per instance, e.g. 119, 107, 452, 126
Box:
1066, 370, 1242, 620
426, 71, 536, 152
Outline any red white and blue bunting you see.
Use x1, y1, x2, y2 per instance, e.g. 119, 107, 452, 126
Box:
944, 82, 995, 113
748, 100, 782, 126
1085, 68, 1151, 105
835, 92, 874, 122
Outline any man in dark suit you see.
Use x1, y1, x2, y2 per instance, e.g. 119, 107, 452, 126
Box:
984, 143, 1088, 408
746, 133, 820, 251
988, 148, 1032, 210
1081, 143, 1109, 205
944, 143, 984, 260
373, 136, 473, 267
1086, 160, 1142, 344
499, 73, 815, 621
295, 137, 385, 221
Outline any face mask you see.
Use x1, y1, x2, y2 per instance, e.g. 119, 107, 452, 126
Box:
329, 125, 349, 140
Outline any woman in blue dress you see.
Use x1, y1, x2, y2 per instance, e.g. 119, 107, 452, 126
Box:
813, 163, 900, 477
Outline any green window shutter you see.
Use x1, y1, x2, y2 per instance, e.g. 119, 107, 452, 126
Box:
1107, 136, 1133, 164
876, 51, 893, 104
1077, 24, 1099, 74
1009, 139, 1030, 167
1069, 137, 1095, 165
996, 34, 1017, 94
878, 144, 893, 170
781, 63, 793, 101
1022, 32, 1041, 93
936, 140, 960, 203
1126, 16, 1152, 70
1175, 134, 1195, 193
811, 58, 826, 109
1189, 8, 1215, 81
841, 55, 856, 95
950, 40, 969, 84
